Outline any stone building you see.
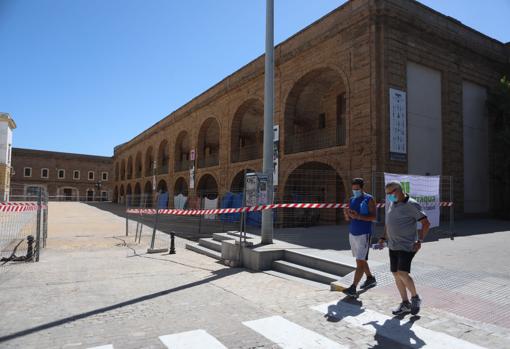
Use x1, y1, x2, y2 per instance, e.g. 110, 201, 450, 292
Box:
112, 0, 510, 218
0, 113, 16, 201
11, 148, 113, 201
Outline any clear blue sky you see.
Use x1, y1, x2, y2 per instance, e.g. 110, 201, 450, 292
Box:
1, 0, 509, 156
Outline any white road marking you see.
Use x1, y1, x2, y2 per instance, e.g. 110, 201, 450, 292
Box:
312, 301, 487, 349
243, 315, 348, 349
87, 346, 113, 349
159, 329, 227, 349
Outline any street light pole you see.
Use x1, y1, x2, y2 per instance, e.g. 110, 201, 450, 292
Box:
261, 0, 274, 245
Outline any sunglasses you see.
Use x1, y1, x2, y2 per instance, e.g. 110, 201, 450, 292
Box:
385, 188, 398, 195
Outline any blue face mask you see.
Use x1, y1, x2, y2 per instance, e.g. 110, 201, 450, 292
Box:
352, 190, 362, 198
387, 194, 397, 203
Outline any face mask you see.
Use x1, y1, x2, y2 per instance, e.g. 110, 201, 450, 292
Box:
387, 194, 397, 203
352, 190, 362, 198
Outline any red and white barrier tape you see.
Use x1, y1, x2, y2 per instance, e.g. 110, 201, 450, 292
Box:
127, 201, 454, 216
0, 202, 45, 212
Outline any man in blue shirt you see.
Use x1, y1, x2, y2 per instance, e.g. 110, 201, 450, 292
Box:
343, 178, 377, 297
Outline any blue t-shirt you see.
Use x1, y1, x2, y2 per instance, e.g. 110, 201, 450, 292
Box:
349, 193, 373, 236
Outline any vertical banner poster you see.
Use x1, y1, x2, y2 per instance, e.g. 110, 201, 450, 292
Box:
389, 88, 407, 161
384, 172, 440, 228
189, 165, 195, 189
189, 149, 196, 189
273, 125, 279, 186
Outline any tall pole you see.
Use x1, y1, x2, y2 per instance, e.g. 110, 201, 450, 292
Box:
261, 0, 274, 244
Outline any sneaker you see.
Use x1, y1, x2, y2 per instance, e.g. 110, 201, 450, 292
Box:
411, 295, 422, 315
342, 285, 357, 297
392, 301, 411, 316
360, 276, 377, 290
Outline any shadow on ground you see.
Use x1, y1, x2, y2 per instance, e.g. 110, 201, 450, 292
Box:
0, 267, 242, 344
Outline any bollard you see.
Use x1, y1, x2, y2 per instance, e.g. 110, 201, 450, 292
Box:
26, 235, 34, 260
169, 232, 176, 254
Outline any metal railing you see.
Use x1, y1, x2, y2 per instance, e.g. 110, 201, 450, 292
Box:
175, 160, 191, 172
158, 165, 169, 175
197, 154, 219, 168
231, 143, 262, 163
1, 189, 48, 264
285, 126, 346, 154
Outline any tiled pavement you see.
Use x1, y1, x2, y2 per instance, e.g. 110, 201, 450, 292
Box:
0, 203, 509, 349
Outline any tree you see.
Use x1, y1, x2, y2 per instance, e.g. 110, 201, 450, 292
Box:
487, 76, 510, 218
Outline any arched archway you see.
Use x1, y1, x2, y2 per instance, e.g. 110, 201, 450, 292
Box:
135, 151, 143, 178
175, 131, 191, 172
174, 177, 188, 196
197, 174, 218, 199
120, 159, 126, 180
282, 162, 345, 226
231, 99, 263, 163
157, 180, 169, 208
114, 162, 119, 181
144, 146, 154, 177
284, 68, 347, 154
134, 182, 141, 207
127, 156, 134, 179
157, 180, 168, 193
157, 140, 169, 174
144, 181, 153, 207
230, 169, 255, 193
119, 184, 125, 204
126, 183, 132, 206
197, 118, 220, 168
113, 186, 119, 203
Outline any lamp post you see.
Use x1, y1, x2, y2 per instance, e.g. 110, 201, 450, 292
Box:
261, 0, 274, 244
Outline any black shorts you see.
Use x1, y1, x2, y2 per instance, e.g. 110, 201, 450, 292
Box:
389, 249, 416, 273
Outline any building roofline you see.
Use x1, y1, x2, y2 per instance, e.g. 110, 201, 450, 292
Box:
0, 113, 16, 129
114, 0, 509, 155
113, 0, 355, 154
12, 147, 113, 161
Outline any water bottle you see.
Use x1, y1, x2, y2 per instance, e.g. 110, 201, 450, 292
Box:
372, 242, 387, 250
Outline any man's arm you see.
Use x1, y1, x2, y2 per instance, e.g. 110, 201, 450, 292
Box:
417, 217, 430, 241
378, 226, 388, 245
351, 198, 376, 222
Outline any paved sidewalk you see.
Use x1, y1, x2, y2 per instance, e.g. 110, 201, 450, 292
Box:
0, 203, 509, 348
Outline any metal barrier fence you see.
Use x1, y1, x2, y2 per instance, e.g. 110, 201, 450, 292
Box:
125, 192, 250, 243
1, 188, 48, 265
122, 171, 455, 249
48, 196, 110, 202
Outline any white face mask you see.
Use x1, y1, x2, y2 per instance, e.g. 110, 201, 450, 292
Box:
352, 189, 362, 198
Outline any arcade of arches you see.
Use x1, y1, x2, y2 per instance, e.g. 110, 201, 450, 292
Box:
112, 63, 356, 213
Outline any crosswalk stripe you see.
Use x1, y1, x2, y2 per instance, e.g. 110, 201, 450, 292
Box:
159, 329, 227, 349
312, 301, 487, 349
87, 346, 113, 349
243, 315, 348, 349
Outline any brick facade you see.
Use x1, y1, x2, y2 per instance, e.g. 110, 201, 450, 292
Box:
11, 148, 113, 200
112, 0, 509, 215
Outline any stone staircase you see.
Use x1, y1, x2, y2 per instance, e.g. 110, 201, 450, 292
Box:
185, 232, 356, 286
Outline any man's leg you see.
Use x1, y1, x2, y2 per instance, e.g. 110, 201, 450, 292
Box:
396, 251, 418, 297
392, 272, 409, 301
363, 260, 373, 277
353, 259, 366, 286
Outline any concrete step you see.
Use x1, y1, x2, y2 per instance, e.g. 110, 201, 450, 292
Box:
212, 232, 236, 242
272, 260, 343, 285
212, 231, 256, 242
185, 242, 222, 260
263, 270, 329, 290
284, 250, 355, 277
199, 238, 222, 252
